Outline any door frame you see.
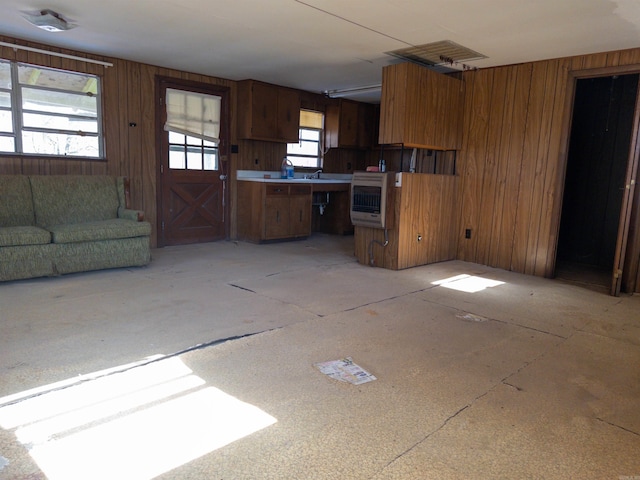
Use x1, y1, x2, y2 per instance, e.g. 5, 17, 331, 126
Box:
554, 64, 640, 295
154, 76, 231, 247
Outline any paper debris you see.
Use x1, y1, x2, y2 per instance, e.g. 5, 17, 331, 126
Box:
456, 312, 488, 322
314, 357, 377, 385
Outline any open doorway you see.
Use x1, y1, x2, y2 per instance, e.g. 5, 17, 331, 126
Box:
556, 73, 639, 293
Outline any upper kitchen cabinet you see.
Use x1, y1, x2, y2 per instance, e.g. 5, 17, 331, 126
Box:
325, 100, 376, 149
379, 63, 464, 150
237, 80, 301, 143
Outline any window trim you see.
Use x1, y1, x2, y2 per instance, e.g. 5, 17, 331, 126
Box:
0, 59, 105, 160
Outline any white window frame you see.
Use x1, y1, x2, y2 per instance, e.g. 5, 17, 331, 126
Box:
0, 59, 104, 159
287, 110, 323, 168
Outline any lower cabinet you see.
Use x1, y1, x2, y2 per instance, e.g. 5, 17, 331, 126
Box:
238, 182, 312, 242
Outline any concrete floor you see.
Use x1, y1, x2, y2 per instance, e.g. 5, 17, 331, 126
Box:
0, 234, 639, 479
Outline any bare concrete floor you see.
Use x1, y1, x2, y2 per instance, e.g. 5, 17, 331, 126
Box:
0, 234, 639, 479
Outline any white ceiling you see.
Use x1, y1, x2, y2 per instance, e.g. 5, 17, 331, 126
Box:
1, 0, 639, 102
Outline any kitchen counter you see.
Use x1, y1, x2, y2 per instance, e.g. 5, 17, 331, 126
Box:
237, 170, 351, 183
237, 170, 352, 192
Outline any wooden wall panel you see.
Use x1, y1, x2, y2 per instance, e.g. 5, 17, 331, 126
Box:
457, 47, 640, 293
526, 59, 562, 275
511, 61, 547, 274
535, 58, 571, 277
457, 68, 492, 262
476, 67, 509, 266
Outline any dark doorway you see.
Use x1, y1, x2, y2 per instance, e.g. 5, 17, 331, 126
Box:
556, 73, 639, 292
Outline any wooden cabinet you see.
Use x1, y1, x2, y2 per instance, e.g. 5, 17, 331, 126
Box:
237, 181, 312, 242
379, 63, 464, 150
237, 80, 300, 142
325, 100, 376, 149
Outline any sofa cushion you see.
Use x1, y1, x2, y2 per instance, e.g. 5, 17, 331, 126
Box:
49, 219, 152, 244
0, 175, 36, 227
0, 226, 51, 247
29, 175, 120, 228
0, 244, 55, 281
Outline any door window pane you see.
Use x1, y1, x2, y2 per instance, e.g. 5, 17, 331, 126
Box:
169, 146, 186, 169
168, 132, 218, 171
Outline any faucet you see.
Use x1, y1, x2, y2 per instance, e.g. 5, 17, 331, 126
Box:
308, 169, 322, 179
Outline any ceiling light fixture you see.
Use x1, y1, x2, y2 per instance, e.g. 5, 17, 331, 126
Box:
325, 84, 382, 99
22, 9, 75, 32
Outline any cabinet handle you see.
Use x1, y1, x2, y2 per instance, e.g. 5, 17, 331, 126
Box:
276, 211, 279, 223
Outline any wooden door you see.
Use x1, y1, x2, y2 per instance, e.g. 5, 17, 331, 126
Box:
612, 81, 640, 295
157, 78, 229, 246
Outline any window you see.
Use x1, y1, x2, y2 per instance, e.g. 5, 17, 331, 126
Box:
287, 110, 323, 168
168, 131, 218, 170
0, 59, 103, 158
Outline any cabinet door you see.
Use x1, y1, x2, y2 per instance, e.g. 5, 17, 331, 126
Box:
251, 82, 278, 139
277, 88, 301, 142
289, 184, 312, 237
338, 100, 359, 147
379, 63, 463, 149
264, 184, 290, 239
289, 194, 312, 236
265, 196, 290, 239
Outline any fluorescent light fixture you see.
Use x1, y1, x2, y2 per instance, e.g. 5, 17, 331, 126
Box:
22, 9, 75, 32
325, 84, 381, 99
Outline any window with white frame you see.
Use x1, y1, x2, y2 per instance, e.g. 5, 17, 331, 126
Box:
287, 109, 323, 168
0, 59, 103, 158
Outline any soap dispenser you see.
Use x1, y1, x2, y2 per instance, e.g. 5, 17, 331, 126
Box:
281, 157, 294, 179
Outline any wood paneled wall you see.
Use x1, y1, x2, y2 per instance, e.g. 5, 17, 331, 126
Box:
456, 47, 640, 292
0, 36, 235, 247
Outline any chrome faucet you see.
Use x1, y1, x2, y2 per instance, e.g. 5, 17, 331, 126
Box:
308, 169, 323, 179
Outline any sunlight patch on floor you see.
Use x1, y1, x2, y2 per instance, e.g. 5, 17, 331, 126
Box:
0, 357, 277, 480
432, 274, 505, 293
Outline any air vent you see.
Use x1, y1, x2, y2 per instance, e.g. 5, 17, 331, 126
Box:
386, 40, 486, 71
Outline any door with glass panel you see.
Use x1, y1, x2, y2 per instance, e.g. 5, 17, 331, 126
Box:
157, 79, 229, 246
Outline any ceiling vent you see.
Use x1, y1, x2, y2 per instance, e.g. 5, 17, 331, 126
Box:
386, 40, 486, 72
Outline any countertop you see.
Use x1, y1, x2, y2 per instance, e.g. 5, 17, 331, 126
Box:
236, 170, 352, 185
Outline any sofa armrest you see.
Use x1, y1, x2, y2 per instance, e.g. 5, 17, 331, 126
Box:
118, 207, 145, 222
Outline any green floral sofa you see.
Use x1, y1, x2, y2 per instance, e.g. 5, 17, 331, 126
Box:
0, 175, 151, 282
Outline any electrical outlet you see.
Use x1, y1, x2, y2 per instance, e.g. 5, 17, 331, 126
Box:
465, 229, 472, 239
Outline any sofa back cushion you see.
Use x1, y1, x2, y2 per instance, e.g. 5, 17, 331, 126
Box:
0, 175, 36, 227
30, 175, 120, 227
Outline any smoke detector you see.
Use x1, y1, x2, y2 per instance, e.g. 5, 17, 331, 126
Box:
22, 9, 76, 32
